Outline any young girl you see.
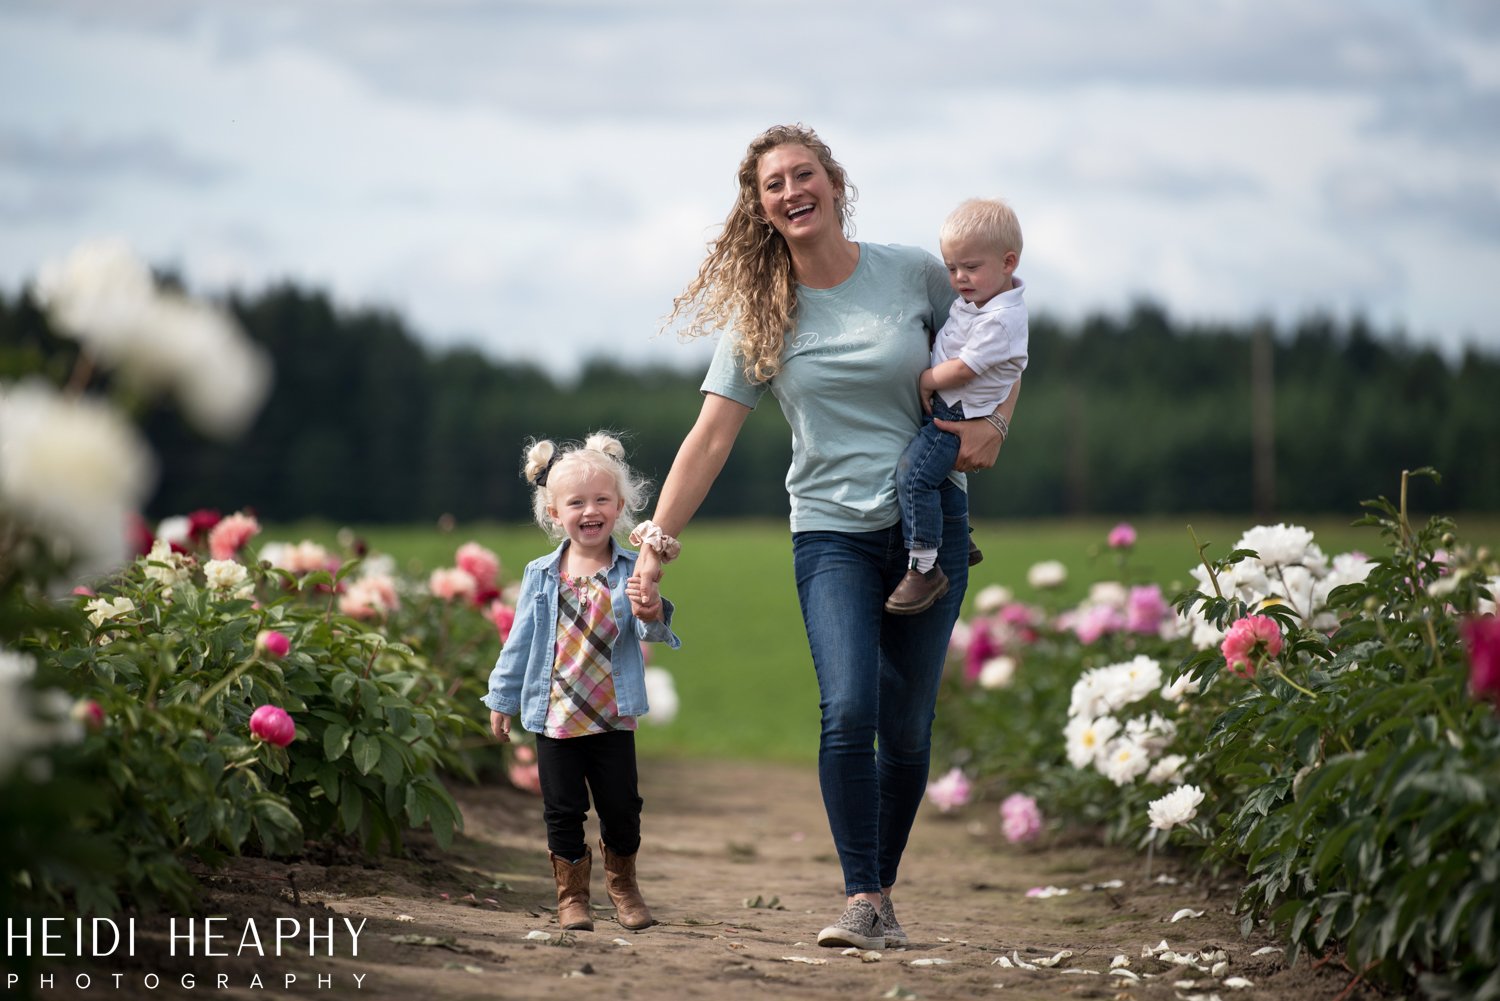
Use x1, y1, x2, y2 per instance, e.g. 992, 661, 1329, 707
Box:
483, 432, 680, 933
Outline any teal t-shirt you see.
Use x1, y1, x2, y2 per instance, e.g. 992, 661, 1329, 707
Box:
701, 242, 962, 533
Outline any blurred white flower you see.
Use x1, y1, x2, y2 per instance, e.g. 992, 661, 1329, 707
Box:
1087, 581, 1128, 608
976, 655, 1017, 690
1148, 784, 1205, 831
0, 379, 156, 578
1102, 737, 1152, 786
32, 238, 158, 360
1146, 754, 1188, 785
33, 238, 271, 439
1027, 560, 1068, 590
204, 558, 250, 593
0, 647, 84, 779
156, 515, 191, 547
644, 666, 679, 725
973, 584, 1013, 615
1160, 672, 1200, 702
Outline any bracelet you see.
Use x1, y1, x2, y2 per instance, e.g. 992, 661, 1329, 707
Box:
984, 412, 1010, 442
629, 521, 681, 563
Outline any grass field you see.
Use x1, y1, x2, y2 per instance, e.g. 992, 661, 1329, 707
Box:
269, 512, 1500, 765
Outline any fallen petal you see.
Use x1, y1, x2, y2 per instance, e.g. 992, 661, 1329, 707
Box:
1250, 946, 1282, 956
1110, 968, 1140, 980
1033, 949, 1073, 967
1110, 955, 1130, 969
992, 956, 1015, 968
1211, 961, 1229, 977
524, 931, 551, 941
909, 958, 951, 967
612, 938, 632, 947
781, 956, 828, 965
1170, 908, 1207, 922
1223, 976, 1254, 989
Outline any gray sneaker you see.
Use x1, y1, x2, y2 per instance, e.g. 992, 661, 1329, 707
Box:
879, 896, 909, 947
816, 899, 885, 950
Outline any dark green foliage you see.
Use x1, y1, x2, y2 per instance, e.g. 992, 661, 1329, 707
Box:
4, 284, 1498, 521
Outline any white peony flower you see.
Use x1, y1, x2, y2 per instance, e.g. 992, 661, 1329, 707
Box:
1065, 715, 1120, 770
976, 655, 1017, 690
973, 584, 1013, 616
0, 647, 85, 779
84, 595, 135, 628
1102, 737, 1153, 786
142, 538, 194, 592
1087, 581, 1129, 609
1236, 523, 1323, 569
1160, 672, 1200, 702
643, 666, 679, 725
1147, 754, 1188, 785
203, 558, 249, 593
32, 238, 158, 361
0, 380, 155, 578
1027, 560, 1068, 590
152, 294, 271, 438
1148, 784, 1205, 831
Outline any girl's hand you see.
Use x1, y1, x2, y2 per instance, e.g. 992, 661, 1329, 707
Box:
626, 574, 663, 622
490, 710, 512, 743
932, 414, 1003, 472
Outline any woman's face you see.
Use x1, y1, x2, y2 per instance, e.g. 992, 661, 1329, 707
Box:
755, 144, 838, 245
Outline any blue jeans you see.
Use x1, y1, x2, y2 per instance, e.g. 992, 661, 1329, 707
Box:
791, 482, 969, 895
896, 397, 966, 552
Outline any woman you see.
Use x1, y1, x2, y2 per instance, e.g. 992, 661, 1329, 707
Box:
631, 124, 1019, 949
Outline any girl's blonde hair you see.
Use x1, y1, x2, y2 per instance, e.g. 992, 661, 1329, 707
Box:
664, 123, 857, 383
521, 431, 650, 542
940, 198, 1023, 258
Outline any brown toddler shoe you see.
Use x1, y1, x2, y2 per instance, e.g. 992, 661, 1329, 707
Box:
885, 566, 949, 615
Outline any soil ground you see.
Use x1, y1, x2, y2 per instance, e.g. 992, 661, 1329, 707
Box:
28, 760, 1380, 1001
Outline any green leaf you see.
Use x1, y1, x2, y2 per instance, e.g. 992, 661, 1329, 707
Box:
323, 723, 352, 762
351, 733, 380, 775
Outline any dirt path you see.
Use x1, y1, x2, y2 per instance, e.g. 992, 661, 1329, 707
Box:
39, 760, 1371, 1000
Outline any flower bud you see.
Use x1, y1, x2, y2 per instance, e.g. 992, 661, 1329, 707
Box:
248, 704, 296, 747
255, 629, 291, 658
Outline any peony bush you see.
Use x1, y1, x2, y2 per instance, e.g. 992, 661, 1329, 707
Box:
936, 472, 1500, 996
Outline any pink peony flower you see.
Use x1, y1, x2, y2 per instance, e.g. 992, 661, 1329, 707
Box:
963, 619, 1003, 683
456, 542, 501, 598
339, 575, 400, 619
256, 629, 291, 658
1072, 603, 1126, 645
208, 511, 260, 561
1107, 522, 1137, 549
508, 744, 541, 795
925, 767, 972, 813
487, 600, 516, 643
429, 567, 478, 602
1125, 584, 1170, 635
248, 704, 295, 747
1220, 614, 1285, 678
999, 793, 1043, 844
1462, 616, 1500, 704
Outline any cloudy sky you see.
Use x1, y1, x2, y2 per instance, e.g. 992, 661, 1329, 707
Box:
3, 1, 1498, 378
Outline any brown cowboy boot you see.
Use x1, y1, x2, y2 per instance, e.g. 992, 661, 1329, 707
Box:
599, 840, 654, 930
550, 847, 594, 931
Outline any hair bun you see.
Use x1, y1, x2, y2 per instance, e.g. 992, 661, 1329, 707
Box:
584, 432, 626, 461
523, 439, 557, 484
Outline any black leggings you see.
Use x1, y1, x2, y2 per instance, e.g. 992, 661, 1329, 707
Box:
535, 730, 642, 861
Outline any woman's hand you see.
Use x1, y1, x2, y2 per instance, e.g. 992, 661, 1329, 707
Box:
490, 710, 512, 743
932, 415, 1003, 472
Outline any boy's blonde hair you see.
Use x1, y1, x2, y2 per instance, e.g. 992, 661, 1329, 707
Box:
940, 198, 1023, 258
522, 431, 650, 542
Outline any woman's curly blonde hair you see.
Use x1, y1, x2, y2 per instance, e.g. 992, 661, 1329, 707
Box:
664, 124, 857, 383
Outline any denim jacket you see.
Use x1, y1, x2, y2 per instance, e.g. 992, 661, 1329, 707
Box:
482, 538, 680, 733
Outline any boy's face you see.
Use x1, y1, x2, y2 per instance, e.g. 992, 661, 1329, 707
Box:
941, 237, 1018, 308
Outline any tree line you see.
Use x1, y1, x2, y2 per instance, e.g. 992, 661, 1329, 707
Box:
3, 282, 1497, 523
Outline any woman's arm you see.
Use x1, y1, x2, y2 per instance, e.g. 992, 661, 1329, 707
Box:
633, 392, 752, 591
932, 375, 1022, 473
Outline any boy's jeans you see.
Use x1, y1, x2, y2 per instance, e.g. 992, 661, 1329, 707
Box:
896, 397, 966, 552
